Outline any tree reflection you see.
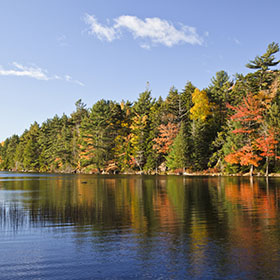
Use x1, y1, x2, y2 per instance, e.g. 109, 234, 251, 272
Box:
1, 175, 280, 278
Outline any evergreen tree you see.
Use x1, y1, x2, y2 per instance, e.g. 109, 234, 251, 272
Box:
145, 97, 165, 172
130, 90, 154, 171
165, 86, 181, 123
0, 135, 19, 170
80, 100, 123, 172
191, 120, 212, 170
246, 42, 279, 71
113, 101, 133, 172
166, 123, 187, 171
6, 135, 19, 170
22, 122, 40, 171
70, 99, 88, 170
0, 138, 10, 170
208, 71, 232, 127
54, 114, 73, 171
246, 42, 280, 90
180, 82, 196, 168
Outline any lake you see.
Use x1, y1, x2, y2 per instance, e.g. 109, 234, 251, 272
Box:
1, 172, 280, 279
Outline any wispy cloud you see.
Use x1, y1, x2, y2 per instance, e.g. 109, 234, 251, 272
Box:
84, 14, 118, 42
64, 74, 85, 87
0, 62, 50, 80
84, 14, 204, 48
0, 62, 84, 86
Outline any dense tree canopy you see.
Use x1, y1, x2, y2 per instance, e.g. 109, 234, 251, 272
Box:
1, 42, 280, 176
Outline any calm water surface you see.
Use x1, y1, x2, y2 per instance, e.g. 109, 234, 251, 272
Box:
1, 172, 280, 279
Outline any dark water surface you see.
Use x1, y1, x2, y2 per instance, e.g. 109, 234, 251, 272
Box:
1, 172, 280, 279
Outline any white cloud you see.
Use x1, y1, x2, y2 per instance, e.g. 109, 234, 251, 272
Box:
84, 14, 203, 48
64, 74, 85, 87
84, 14, 117, 42
0, 62, 84, 86
0, 62, 50, 80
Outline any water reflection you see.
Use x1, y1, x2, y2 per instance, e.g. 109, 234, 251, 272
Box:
1, 174, 280, 279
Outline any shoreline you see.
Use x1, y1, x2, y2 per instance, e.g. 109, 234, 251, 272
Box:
1, 169, 280, 178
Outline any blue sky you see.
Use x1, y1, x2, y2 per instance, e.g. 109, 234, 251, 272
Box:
0, 0, 279, 141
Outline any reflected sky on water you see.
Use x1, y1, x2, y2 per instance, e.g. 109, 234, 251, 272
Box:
1, 173, 280, 279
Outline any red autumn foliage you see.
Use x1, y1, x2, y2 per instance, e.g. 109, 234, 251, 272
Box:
226, 91, 280, 174
225, 145, 261, 167
227, 95, 264, 125
224, 93, 280, 170
255, 130, 279, 158
153, 123, 179, 154
225, 94, 264, 168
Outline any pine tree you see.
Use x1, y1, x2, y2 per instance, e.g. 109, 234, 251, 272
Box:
208, 71, 232, 128
80, 100, 116, 172
145, 97, 164, 172
0, 135, 19, 170
246, 42, 280, 90
22, 122, 40, 171
130, 90, 154, 171
191, 120, 212, 170
246, 42, 280, 71
70, 99, 88, 170
113, 101, 133, 172
180, 82, 196, 169
166, 123, 187, 171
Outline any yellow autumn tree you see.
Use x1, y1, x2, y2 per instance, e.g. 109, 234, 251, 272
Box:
190, 88, 211, 121
190, 88, 213, 170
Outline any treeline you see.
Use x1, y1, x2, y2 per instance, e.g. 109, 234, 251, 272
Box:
1, 42, 280, 175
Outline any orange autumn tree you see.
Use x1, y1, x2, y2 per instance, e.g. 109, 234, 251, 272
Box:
225, 94, 264, 176
255, 129, 279, 176
153, 123, 179, 155
225, 145, 261, 174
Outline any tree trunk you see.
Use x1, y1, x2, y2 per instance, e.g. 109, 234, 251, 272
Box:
250, 165, 254, 177
265, 156, 269, 177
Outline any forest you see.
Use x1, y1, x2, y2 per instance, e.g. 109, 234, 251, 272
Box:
1, 42, 280, 176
